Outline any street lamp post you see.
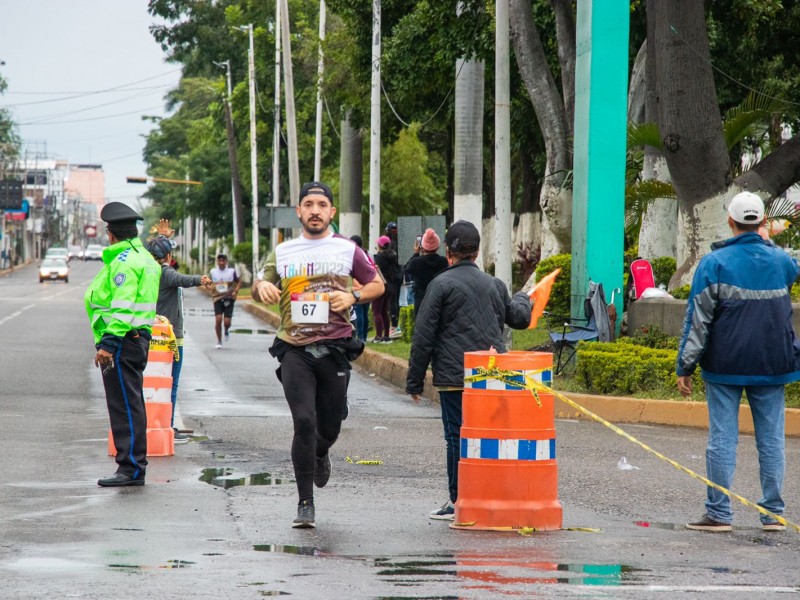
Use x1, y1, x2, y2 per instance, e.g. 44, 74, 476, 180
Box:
237, 24, 260, 276
214, 59, 245, 247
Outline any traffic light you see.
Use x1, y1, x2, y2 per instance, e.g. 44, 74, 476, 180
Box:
126, 177, 148, 184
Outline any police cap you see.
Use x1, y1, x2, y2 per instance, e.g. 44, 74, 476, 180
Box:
100, 201, 143, 224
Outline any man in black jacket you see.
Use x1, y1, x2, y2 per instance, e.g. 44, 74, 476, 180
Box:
406, 220, 532, 520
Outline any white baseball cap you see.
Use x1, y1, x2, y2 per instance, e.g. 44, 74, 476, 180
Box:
727, 191, 764, 224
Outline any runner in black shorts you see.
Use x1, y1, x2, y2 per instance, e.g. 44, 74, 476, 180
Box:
210, 254, 241, 349
253, 181, 385, 529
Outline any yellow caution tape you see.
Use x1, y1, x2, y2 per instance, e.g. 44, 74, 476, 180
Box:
463, 355, 548, 407
345, 456, 383, 465
465, 357, 800, 533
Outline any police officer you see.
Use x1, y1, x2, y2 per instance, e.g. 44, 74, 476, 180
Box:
85, 202, 161, 487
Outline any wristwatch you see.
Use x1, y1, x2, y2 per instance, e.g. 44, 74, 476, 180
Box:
352, 290, 361, 303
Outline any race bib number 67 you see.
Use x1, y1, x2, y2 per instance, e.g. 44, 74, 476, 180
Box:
290, 293, 330, 324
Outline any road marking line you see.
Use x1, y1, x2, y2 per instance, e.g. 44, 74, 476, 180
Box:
0, 303, 35, 326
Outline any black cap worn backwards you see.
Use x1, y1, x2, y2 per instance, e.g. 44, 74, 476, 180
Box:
100, 201, 143, 224
299, 181, 334, 204
444, 220, 481, 253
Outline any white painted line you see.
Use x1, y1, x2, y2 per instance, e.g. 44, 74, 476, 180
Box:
0, 303, 35, 327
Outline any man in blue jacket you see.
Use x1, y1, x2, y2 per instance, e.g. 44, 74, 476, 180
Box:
677, 191, 800, 532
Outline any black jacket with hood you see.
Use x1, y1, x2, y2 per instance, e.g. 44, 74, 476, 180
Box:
406, 260, 532, 394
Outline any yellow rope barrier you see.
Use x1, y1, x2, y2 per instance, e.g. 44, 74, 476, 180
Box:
465, 357, 800, 533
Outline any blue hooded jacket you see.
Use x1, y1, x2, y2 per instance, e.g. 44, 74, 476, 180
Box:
676, 232, 800, 385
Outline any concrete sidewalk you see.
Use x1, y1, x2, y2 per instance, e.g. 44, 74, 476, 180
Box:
242, 300, 800, 437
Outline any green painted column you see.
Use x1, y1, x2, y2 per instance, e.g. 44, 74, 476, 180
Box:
571, 0, 629, 325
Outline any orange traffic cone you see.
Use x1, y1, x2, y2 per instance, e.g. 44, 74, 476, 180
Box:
451, 350, 562, 531
108, 320, 176, 457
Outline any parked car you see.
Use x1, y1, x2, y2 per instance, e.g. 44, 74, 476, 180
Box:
45, 247, 70, 262
67, 245, 84, 260
84, 244, 104, 260
39, 258, 69, 283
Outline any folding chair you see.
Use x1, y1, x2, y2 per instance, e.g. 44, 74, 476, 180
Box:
544, 281, 611, 374
630, 259, 655, 300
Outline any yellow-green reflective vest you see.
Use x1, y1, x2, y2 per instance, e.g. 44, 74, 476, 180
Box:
84, 237, 161, 344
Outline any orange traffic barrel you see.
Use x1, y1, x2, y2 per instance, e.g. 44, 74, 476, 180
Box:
144, 350, 174, 380
108, 426, 175, 457
451, 350, 562, 531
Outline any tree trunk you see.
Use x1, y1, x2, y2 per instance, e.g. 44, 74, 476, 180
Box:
651, 0, 731, 286
509, 0, 572, 257
549, 0, 576, 140
638, 33, 676, 260
453, 52, 485, 265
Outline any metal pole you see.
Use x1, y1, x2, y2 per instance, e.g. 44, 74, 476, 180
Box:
313, 0, 326, 181
215, 59, 244, 246
494, 0, 512, 293
280, 0, 300, 206
271, 0, 282, 251
369, 0, 381, 251
246, 23, 260, 274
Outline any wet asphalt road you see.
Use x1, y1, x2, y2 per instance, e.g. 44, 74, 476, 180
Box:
2, 259, 800, 599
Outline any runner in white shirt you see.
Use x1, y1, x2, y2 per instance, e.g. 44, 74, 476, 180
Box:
210, 254, 241, 348
253, 182, 384, 529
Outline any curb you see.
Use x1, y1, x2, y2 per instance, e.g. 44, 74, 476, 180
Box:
241, 300, 800, 438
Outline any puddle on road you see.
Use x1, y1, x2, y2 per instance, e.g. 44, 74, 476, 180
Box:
199, 468, 293, 489
254, 544, 324, 556
374, 557, 641, 586
248, 546, 647, 590
184, 308, 216, 317
229, 327, 272, 335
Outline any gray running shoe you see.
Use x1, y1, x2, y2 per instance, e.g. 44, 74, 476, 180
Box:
314, 452, 332, 488
292, 500, 315, 528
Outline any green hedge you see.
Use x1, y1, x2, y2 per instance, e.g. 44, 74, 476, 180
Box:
534, 253, 571, 317
399, 306, 415, 342
576, 338, 703, 397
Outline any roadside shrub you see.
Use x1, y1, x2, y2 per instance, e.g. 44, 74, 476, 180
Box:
670, 284, 691, 299
651, 256, 677, 288
629, 322, 679, 350
791, 282, 800, 302
535, 253, 571, 317
399, 306, 415, 343
575, 338, 703, 397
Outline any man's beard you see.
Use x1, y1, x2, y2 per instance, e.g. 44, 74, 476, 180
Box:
301, 216, 329, 234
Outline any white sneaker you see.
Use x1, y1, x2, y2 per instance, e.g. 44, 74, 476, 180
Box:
224, 331, 230, 342
429, 500, 455, 521
215, 343, 222, 349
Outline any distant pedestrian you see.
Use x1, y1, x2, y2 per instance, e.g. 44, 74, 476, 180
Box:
372, 235, 398, 343
210, 254, 241, 349
146, 235, 212, 442
350, 235, 370, 342
404, 228, 448, 314
677, 191, 800, 532
85, 202, 161, 487
406, 220, 532, 520
384, 221, 403, 332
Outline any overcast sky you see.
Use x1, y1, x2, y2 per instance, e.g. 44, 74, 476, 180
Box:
0, 2, 181, 210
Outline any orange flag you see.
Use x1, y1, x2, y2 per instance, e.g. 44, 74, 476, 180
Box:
527, 268, 561, 329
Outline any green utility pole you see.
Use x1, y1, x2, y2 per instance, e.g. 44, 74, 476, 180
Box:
571, 1, 629, 324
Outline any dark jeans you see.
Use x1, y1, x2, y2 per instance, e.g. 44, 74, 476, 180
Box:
279, 347, 349, 502
354, 303, 370, 341
170, 344, 184, 428
372, 293, 391, 338
102, 333, 149, 479
390, 280, 401, 328
439, 390, 463, 503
